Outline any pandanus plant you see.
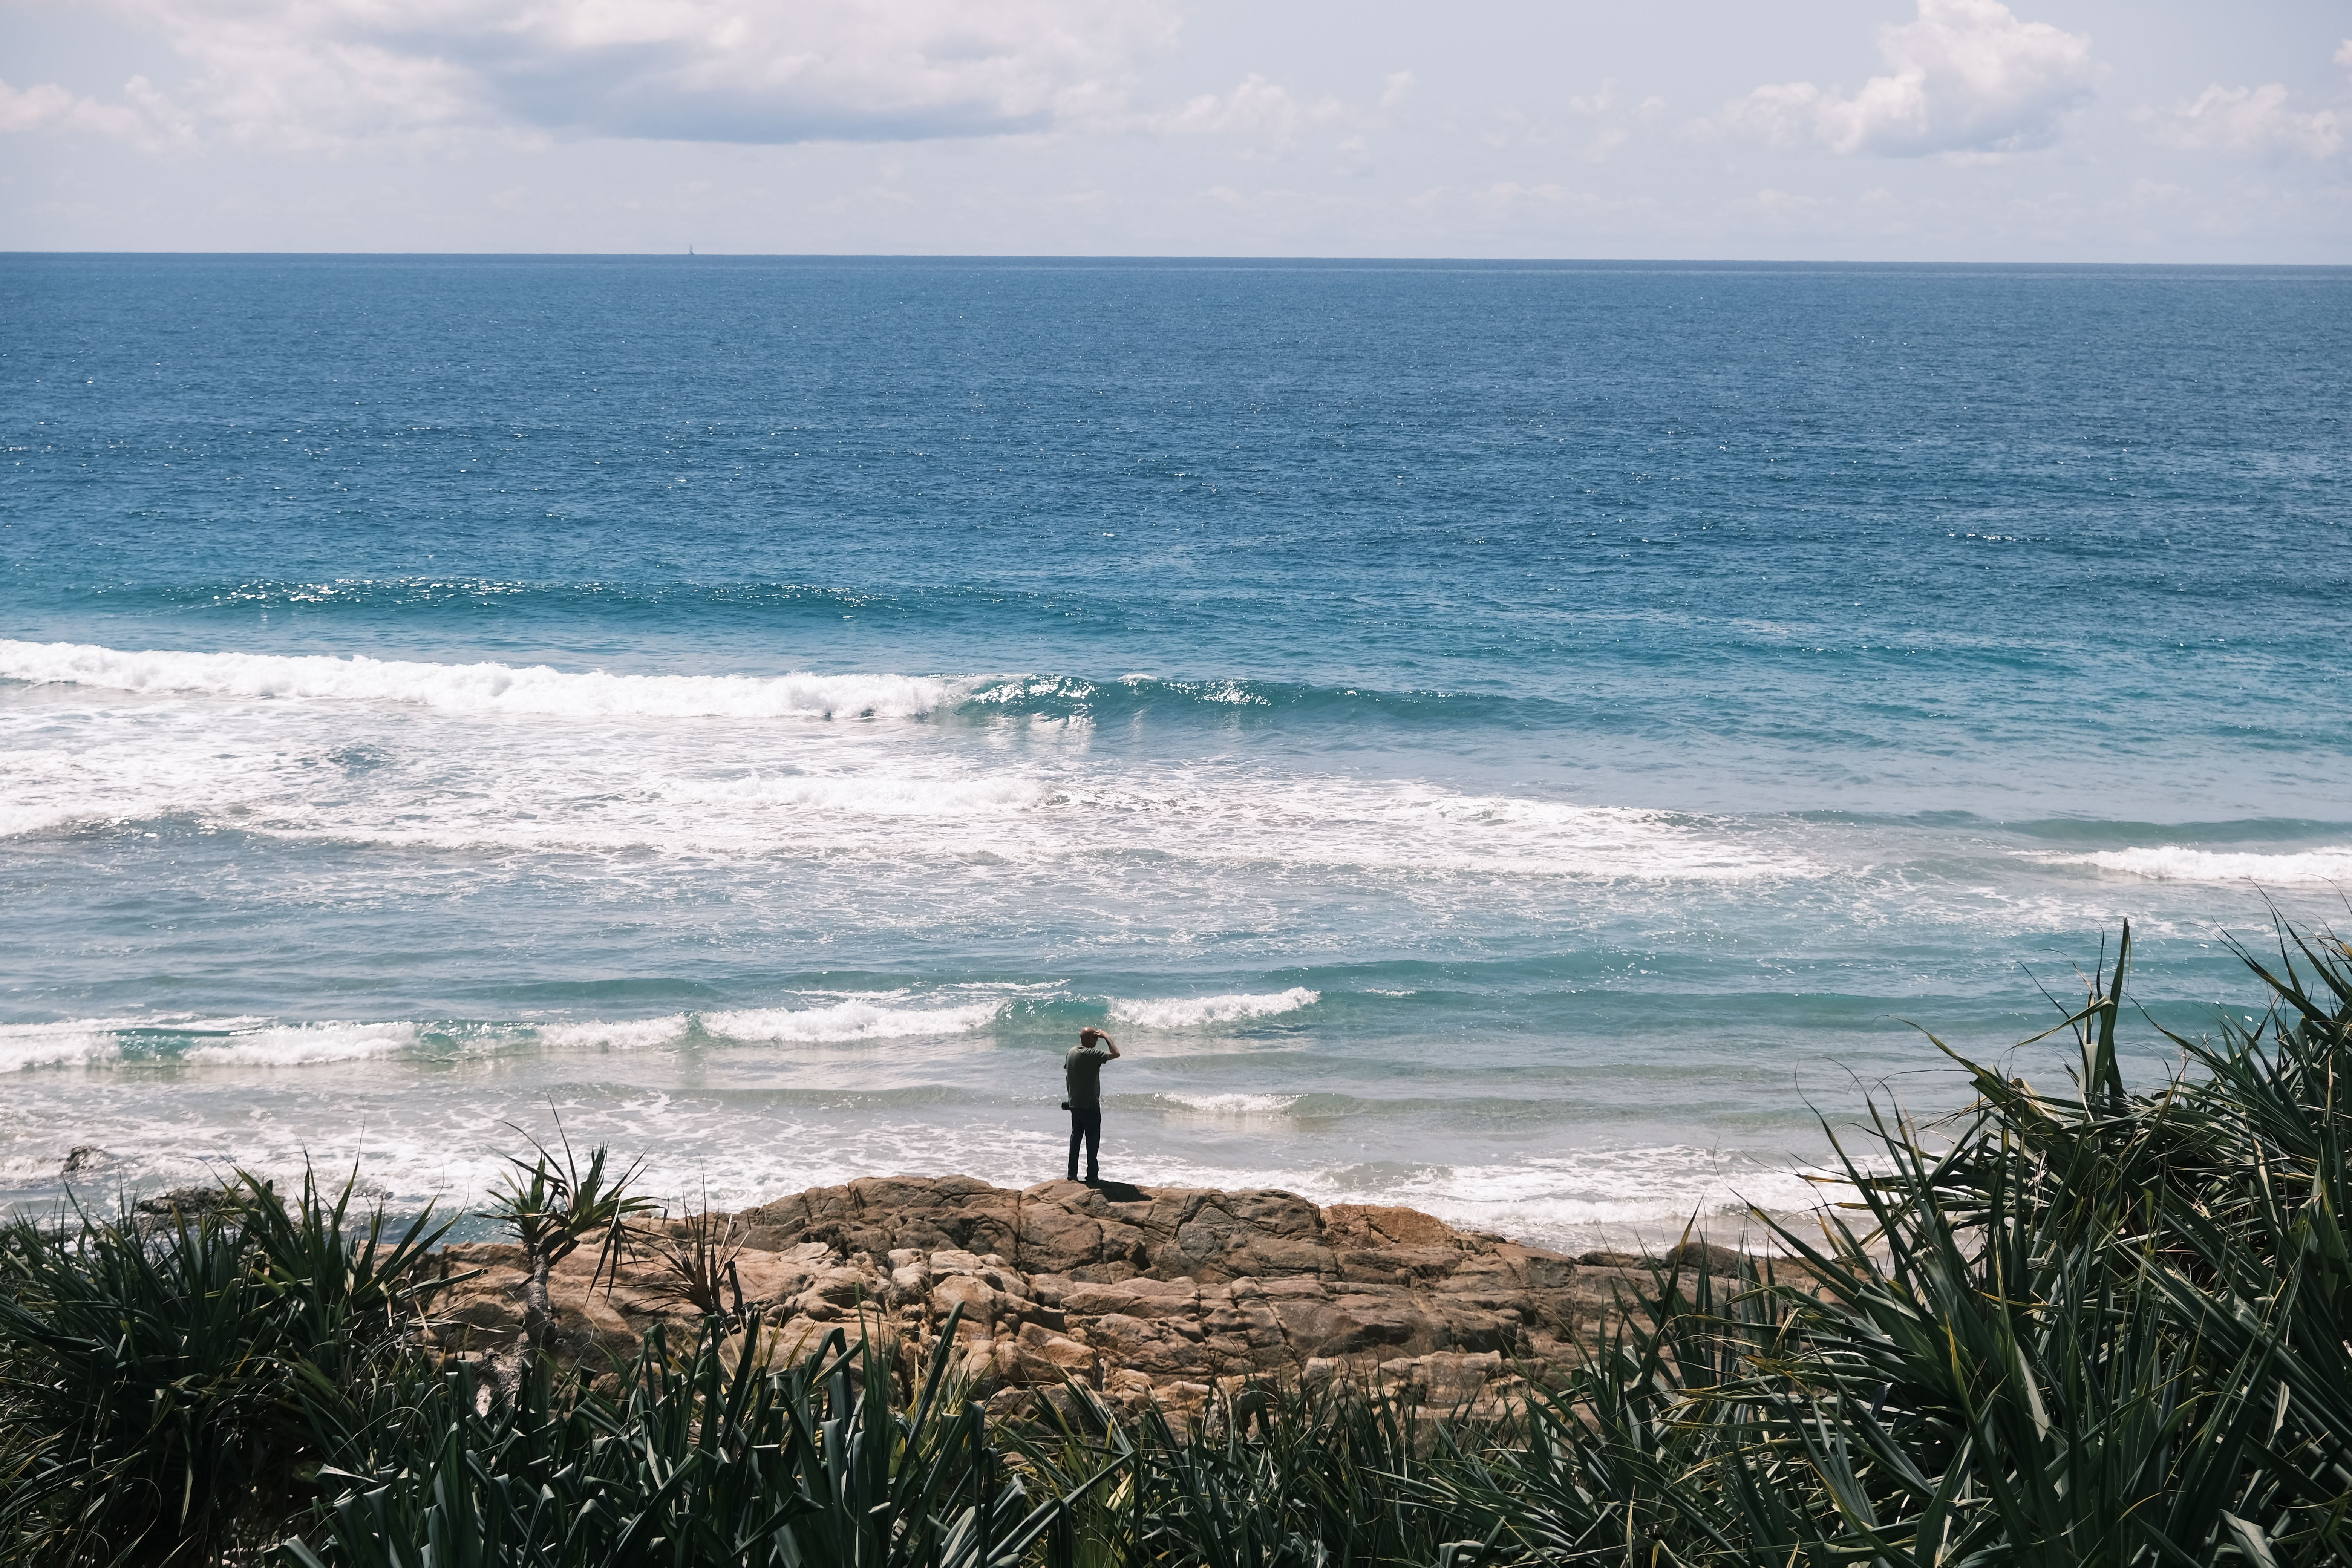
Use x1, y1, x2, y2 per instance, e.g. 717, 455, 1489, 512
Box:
287, 1307, 1100, 1568
479, 1123, 655, 1395
0, 1166, 450, 1566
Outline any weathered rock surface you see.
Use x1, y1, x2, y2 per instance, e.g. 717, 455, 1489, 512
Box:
427, 1176, 1716, 1422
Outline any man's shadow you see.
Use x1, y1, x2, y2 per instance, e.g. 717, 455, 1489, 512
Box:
1086, 1178, 1148, 1203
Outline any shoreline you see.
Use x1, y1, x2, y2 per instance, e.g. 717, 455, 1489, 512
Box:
5, 1120, 1850, 1260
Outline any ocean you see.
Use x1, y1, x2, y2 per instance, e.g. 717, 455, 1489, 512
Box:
3, 255, 2347, 1249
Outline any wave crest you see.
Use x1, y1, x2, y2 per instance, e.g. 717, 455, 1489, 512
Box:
184, 1021, 424, 1066
0, 639, 959, 721
0, 1020, 138, 1073
2052, 845, 2352, 885
1107, 988, 1320, 1029
0, 995, 1009, 1073
698, 998, 1006, 1043
1158, 1092, 1302, 1119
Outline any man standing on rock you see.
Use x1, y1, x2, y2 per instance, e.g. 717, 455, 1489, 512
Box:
1064, 1027, 1121, 1184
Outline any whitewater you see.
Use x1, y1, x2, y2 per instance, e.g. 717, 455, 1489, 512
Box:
3, 255, 2347, 1250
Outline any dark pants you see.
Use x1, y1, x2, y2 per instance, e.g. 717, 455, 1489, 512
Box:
1066, 1106, 1102, 1181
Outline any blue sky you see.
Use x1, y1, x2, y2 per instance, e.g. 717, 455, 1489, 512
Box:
2, 0, 2346, 257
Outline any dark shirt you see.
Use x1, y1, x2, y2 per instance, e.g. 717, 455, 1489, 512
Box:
1064, 1045, 1113, 1108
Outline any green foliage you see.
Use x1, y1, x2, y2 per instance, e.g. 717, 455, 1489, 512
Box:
1409, 917, 2352, 1568
1015, 1379, 1476, 1568
0, 1168, 449, 1566
642, 1196, 753, 1324
286, 1306, 1090, 1568
483, 1130, 654, 1287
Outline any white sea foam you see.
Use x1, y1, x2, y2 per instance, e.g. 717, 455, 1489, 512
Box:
657, 772, 1054, 817
0, 742, 242, 841
0, 799, 119, 839
533, 1016, 699, 1052
1266, 1146, 1851, 1251
270, 784, 1805, 883
0, 1017, 430, 1072
968, 675, 1096, 706
0, 997, 1003, 1074
182, 1021, 424, 1066
1158, 1092, 1303, 1118
0, 639, 960, 721
1081, 784, 1814, 883
0, 718, 1811, 887
2049, 845, 2352, 885
699, 998, 1006, 1043
0, 1020, 139, 1073
534, 991, 1048, 1055
1108, 988, 1320, 1029
0, 644, 1816, 886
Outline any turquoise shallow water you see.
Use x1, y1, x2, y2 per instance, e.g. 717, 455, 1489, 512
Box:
3, 256, 2347, 1246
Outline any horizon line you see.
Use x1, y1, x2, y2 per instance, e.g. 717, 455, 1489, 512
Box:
5, 251, 2347, 270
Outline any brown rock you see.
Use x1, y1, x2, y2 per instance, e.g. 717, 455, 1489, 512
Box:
1269, 1290, 1427, 1359
930, 1273, 1005, 1328
1003, 1322, 1099, 1386
423, 1174, 1718, 1415
1325, 1204, 1465, 1251
1663, 1240, 1751, 1278
1577, 1250, 1648, 1269
1085, 1312, 1213, 1377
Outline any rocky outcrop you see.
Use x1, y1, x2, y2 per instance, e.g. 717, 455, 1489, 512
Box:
426, 1176, 1724, 1423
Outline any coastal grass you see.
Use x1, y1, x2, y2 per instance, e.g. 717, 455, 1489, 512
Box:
284, 1314, 1081, 1568
2, 919, 2349, 1565
0, 1167, 449, 1564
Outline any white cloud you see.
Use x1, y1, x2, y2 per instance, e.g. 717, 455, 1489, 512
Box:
91, 0, 1180, 148
1, 79, 126, 137
1720, 0, 2097, 157
0, 75, 191, 148
1153, 75, 1345, 141
1716, 81, 1823, 149
2153, 84, 2341, 160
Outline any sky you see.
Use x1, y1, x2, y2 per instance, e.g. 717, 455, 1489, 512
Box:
0, 0, 2347, 259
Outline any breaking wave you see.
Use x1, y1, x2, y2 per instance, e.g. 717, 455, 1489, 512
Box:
0, 638, 1566, 732
2049, 845, 2352, 885
1107, 988, 1320, 1029
697, 998, 1007, 1044
0, 639, 959, 721
0, 996, 1010, 1073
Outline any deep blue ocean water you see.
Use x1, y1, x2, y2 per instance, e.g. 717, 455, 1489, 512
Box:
3, 256, 2347, 1245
